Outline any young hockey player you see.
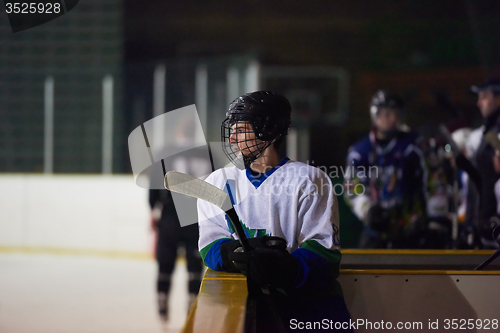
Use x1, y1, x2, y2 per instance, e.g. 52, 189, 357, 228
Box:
197, 91, 352, 331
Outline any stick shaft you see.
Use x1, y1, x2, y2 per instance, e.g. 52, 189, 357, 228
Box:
474, 249, 500, 270
225, 207, 252, 251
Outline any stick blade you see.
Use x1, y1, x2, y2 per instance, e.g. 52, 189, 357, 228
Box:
164, 171, 231, 210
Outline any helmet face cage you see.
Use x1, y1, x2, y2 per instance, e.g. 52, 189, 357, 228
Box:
221, 91, 291, 169
221, 114, 276, 169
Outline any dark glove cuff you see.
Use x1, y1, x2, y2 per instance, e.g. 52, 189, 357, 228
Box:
277, 253, 301, 289
220, 239, 242, 273
249, 248, 301, 290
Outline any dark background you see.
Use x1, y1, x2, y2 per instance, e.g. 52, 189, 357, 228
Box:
121, 0, 500, 246
2, 0, 500, 246
123, 0, 500, 165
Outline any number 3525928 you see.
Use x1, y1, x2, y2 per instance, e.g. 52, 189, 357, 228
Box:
5, 2, 62, 14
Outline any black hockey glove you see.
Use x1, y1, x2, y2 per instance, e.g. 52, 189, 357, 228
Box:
220, 239, 244, 272
227, 246, 300, 290
220, 236, 287, 273
367, 204, 391, 233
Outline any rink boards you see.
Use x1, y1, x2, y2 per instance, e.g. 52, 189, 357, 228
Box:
183, 250, 500, 333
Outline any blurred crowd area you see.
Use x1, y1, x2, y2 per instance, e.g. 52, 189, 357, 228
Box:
341, 84, 500, 250
1, 1, 500, 248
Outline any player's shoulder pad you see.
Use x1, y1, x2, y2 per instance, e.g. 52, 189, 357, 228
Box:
284, 160, 329, 176
348, 135, 372, 157
283, 161, 333, 193
402, 130, 420, 142
204, 166, 242, 187
395, 130, 421, 148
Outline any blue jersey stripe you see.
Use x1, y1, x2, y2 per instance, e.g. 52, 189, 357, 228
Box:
246, 157, 290, 189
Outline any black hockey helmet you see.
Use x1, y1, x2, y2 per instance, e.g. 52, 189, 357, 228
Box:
221, 91, 291, 169
369, 90, 405, 122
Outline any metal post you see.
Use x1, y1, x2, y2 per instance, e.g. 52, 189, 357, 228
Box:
298, 128, 310, 163
153, 64, 166, 118
245, 60, 260, 92
44, 76, 54, 174
102, 75, 113, 174
195, 64, 208, 141
287, 128, 298, 161
153, 64, 166, 148
227, 65, 239, 105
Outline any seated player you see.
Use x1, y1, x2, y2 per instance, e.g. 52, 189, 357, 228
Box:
197, 91, 352, 331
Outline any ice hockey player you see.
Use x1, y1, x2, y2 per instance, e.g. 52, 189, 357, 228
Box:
197, 91, 352, 331
344, 90, 427, 249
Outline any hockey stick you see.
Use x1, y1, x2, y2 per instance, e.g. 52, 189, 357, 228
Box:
438, 124, 461, 245
164, 170, 252, 252
165, 170, 286, 332
474, 226, 500, 270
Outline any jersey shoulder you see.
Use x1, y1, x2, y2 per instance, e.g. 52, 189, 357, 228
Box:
349, 135, 372, 155
346, 135, 372, 163
280, 160, 332, 188
282, 160, 326, 174
465, 127, 483, 158
393, 130, 422, 153
205, 166, 244, 188
399, 130, 420, 144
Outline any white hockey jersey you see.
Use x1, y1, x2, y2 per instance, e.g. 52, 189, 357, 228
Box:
198, 159, 341, 256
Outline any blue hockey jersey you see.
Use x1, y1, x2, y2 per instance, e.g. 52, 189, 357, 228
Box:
344, 130, 427, 243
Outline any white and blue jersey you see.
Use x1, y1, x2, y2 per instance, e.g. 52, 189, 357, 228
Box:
198, 157, 343, 295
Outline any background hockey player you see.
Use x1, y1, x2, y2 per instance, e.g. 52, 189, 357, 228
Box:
465, 78, 500, 248
149, 189, 202, 321
148, 115, 210, 322
197, 91, 352, 331
344, 90, 428, 249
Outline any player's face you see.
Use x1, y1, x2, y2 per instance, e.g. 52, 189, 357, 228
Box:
229, 121, 266, 157
477, 90, 500, 118
374, 107, 399, 132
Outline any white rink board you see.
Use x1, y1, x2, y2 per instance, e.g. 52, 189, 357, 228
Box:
0, 174, 152, 254
339, 272, 500, 333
